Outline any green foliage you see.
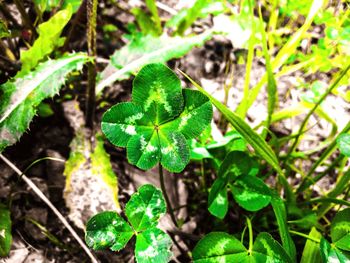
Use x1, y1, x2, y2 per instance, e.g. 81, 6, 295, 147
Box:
167, 0, 225, 35
0, 204, 12, 257
18, 5, 73, 76
192, 232, 292, 262
300, 227, 322, 263
337, 134, 350, 157
320, 238, 350, 263
85, 184, 172, 263
101, 63, 212, 173
0, 19, 10, 38
0, 53, 88, 152
34, 0, 82, 13
330, 208, 350, 251
97, 31, 212, 93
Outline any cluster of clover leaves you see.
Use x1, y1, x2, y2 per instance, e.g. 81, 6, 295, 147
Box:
85, 184, 172, 263
101, 63, 213, 173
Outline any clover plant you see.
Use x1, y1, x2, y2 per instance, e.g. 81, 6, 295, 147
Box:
208, 150, 271, 219
85, 184, 172, 263
101, 63, 213, 173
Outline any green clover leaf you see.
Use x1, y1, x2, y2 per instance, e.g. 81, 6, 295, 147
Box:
85, 184, 172, 263
101, 63, 213, 173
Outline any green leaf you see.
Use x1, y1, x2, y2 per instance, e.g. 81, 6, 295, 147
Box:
0, 19, 10, 38
34, 0, 82, 12
131, 8, 160, 36
125, 184, 166, 232
37, 102, 54, 117
208, 178, 228, 219
102, 64, 212, 173
331, 208, 350, 251
135, 227, 172, 263
132, 63, 184, 124
97, 32, 212, 93
300, 227, 322, 263
270, 191, 297, 261
337, 134, 350, 157
320, 237, 350, 263
101, 102, 152, 147
192, 232, 248, 262
162, 89, 213, 140
230, 175, 271, 212
0, 52, 88, 152
218, 150, 259, 179
252, 232, 293, 263
193, 232, 292, 262
0, 204, 12, 257
158, 130, 189, 173
85, 211, 134, 251
145, 0, 161, 35
91, 134, 120, 208
18, 5, 73, 76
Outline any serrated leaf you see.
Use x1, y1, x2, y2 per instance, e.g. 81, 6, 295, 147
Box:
0, 53, 88, 152
102, 63, 212, 173
252, 232, 293, 263
337, 134, 350, 157
85, 211, 134, 251
208, 178, 228, 219
320, 237, 350, 263
91, 135, 120, 208
125, 184, 166, 232
18, 5, 73, 76
135, 227, 172, 263
0, 204, 12, 257
97, 32, 212, 93
230, 175, 271, 212
192, 232, 247, 262
331, 208, 350, 251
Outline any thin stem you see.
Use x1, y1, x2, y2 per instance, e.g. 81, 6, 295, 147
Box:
286, 63, 350, 160
246, 217, 253, 254
0, 154, 98, 263
85, 0, 97, 130
159, 164, 178, 228
289, 230, 320, 243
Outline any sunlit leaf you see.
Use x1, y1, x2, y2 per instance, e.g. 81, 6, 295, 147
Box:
125, 184, 166, 232
0, 204, 12, 257
208, 178, 228, 219
135, 227, 172, 263
0, 53, 88, 152
18, 5, 73, 76
192, 232, 247, 262
102, 64, 212, 173
337, 134, 350, 157
97, 32, 212, 93
300, 227, 322, 263
85, 211, 134, 251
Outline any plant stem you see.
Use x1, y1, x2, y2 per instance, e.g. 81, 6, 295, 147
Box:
289, 230, 320, 243
159, 164, 178, 228
85, 0, 97, 130
13, 0, 37, 39
246, 217, 253, 254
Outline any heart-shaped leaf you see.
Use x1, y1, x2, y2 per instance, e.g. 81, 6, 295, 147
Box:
85, 211, 134, 251
252, 232, 293, 263
192, 231, 292, 263
135, 227, 172, 263
101, 63, 212, 173
208, 178, 228, 219
230, 175, 271, 212
125, 184, 166, 232
331, 208, 350, 251
192, 232, 247, 262
0, 204, 12, 257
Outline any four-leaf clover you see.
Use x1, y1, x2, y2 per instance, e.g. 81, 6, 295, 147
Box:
101, 63, 213, 173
